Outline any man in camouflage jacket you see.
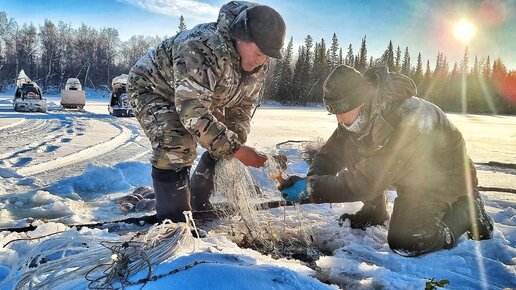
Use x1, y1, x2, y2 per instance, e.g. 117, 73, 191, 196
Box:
279, 65, 494, 256
128, 1, 285, 222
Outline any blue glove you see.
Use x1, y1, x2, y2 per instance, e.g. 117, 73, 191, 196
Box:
280, 179, 308, 202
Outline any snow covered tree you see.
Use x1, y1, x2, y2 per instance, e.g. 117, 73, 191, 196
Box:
15, 23, 38, 79
55, 21, 73, 88
95, 27, 119, 87
119, 35, 162, 71
73, 24, 98, 87
39, 20, 58, 90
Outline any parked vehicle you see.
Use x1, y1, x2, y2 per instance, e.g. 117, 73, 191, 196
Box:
108, 74, 134, 117
61, 78, 86, 110
13, 70, 47, 113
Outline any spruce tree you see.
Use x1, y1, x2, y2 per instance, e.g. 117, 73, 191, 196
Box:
483, 56, 491, 78
459, 47, 469, 113
413, 52, 423, 90
277, 37, 294, 103
394, 45, 402, 72
345, 44, 354, 67
177, 15, 187, 33
401, 47, 411, 75
302, 35, 313, 93
492, 58, 507, 81
307, 39, 328, 103
460, 47, 469, 75
381, 40, 394, 71
472, 56, 480, 75
292, 46, 306, 103
422, 59, 432, 99
356, 35, 367, 72
330, 33, 339, 69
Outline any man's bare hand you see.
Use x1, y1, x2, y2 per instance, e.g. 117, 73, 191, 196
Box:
233, 145, 268, 168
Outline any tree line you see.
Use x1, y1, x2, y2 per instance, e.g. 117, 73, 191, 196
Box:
0, 11, 177, 92
264, 34, 516, 114
1, 11, 514, 114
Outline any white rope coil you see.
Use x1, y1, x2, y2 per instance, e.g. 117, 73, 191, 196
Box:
2, 221, 194, 290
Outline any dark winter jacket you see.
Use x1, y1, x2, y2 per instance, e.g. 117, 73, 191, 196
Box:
307, 67, 477, 205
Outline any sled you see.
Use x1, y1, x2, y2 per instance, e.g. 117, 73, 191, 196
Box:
13, 70, 47, 113
108, 74, 134, 117
60, 78, 85, 109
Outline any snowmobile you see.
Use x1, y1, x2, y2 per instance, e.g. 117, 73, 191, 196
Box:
13, 70, 47, 113
108, 74, 134, 117
60, 78, 85, 110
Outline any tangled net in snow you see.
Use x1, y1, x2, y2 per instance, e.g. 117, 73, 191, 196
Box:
211, 147, 326, 263
212, 158, 265, 237
2, 221, 194, 290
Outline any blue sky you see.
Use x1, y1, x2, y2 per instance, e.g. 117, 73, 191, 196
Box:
1, 0, 515, 69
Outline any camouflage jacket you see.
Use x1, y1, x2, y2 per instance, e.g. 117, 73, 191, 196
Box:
129, 1, 266, 159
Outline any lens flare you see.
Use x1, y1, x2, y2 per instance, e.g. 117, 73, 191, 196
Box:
453, 20, 477, 44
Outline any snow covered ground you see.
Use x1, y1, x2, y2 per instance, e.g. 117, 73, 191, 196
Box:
0, 91, 514, 289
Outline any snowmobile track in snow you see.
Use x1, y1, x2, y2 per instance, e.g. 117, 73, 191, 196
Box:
0, 118, 26, 131
16, 120, 132, 176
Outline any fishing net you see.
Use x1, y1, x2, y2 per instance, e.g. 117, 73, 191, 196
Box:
1, 140, 328, 289
2, 221, 194, 290
209, 139, 327, 262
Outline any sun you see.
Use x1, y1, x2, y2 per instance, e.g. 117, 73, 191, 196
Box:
453, 20, 477, 44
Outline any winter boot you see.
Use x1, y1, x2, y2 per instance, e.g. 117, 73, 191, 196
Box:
440, 191, 494, 248
339, 194, 389, 229
191, 151, 217, 211
152, 166, 192, 223
467, 190, 494, 240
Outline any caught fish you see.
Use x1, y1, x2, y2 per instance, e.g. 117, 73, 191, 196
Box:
135, 198, 156, 212
117, 186, 156, 213
132, 193, 144, 200
132, 186, 153, 197
118, 202, 134, 213
269, 154, 289, 188
142, 190, 155, 199
116, 194, 141, 205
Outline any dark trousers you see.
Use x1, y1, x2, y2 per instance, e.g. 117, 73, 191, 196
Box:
386, 191, 487, 257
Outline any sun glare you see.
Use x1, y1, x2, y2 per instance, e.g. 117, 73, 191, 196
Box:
453, 20, 477, 44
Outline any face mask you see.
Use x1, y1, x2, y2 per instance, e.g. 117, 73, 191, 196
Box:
340, 105, 370, 134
